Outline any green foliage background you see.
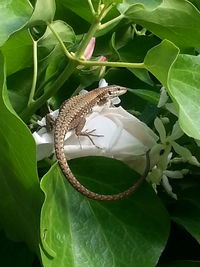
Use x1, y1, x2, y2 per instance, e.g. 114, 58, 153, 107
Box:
0, 0, 200, 266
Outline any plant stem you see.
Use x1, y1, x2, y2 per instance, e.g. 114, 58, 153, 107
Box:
78, 59, 145, 69
20, 60, 78, 121
21, 17, 101, 121
75, 18, 101, 59
97, 0, 102, 14
98, 3, 114, 21
47, 23, 73, 60
88, 0, 96, 15
48, 20, 145, 70
21, 3, 141, 121
74, 3, 116, 59
99, 14, 124, 30
28, 40, 38, 105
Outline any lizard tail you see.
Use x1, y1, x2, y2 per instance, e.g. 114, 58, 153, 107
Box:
55, 138, 150, 201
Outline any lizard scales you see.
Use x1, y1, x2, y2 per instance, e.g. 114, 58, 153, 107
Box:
54, 85, 149, 201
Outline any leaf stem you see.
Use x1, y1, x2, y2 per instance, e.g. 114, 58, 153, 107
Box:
88, 0, 96, 15
97, 0, 102, 14
47, 20, 145, 70
28, 40, 38, 105
20, 60, 78, 121
74, 1, 113, 59
47, 23, 73, 60
99, 14, 124, 30
78, 59, 145, 69
21, 2, 142, 121
98, 3, 114, 21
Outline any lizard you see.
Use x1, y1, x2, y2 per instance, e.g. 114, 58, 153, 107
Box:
54, 85, 150, 201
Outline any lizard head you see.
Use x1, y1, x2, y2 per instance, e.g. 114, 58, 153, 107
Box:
106, 85, 127, 98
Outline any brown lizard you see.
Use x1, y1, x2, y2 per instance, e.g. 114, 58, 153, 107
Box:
54, 85, 150, 201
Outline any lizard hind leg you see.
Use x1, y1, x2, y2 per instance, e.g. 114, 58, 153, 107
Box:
75, 117, 103, 148
45, 113, 56, 132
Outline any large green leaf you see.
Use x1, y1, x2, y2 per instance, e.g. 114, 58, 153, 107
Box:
171, 186, 200, 244
1, 30, 32, 76
38, 20, 76, 50
58, 0, 122, 35
168, 54, 200, 140
57, 0, 93, 23
118, 35, 159, 85
144, 39, 179, 87
29, 0, 56, 25
0, 0, 32, 46
40, 157, 169, 267
121, 0, 200, 49
117, 0, 162, 13
103, 0, 123, 4
128, 88, 159, 105
0, 53, 42, 252
7, 68, 33, 113
143, 40, 200, 140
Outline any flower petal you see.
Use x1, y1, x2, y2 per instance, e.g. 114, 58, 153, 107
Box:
33, 94, 158, 174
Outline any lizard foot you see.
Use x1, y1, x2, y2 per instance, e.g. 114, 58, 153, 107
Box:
79, 129, 104, 149
45, 114, 55, 132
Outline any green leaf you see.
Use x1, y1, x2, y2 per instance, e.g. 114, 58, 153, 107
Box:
56, 0, 122, 37
189, 0, 200, 11
128, 88, 159, 104
1, 30, 32, 76
0, 53, 42, 252
58, 0, 93, 23
110, 32, 121, 60
41, 47, 66, 84
29, 0, 56, 25
118, 35, 159, 85
144, 39, 179, 87
117, 0, 162, 13
121, 0, 200, 49
129, 68, 154, 86
0, 0, 32, 46
7, 68, 33, 113
78, 67, 106, 88
38, 20, 76, 50
103, 0, 123, 4
171, 186, 200, 244
168, 54, 200, 140
40, 157, 169, 267
144, 41, 200, 140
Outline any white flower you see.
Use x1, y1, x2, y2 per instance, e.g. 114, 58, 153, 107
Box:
33, 81, 158, 174
157, 87, 169, 108
148, 117, 194, 199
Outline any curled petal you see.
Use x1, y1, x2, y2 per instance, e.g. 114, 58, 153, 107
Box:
162, 175, 177, 199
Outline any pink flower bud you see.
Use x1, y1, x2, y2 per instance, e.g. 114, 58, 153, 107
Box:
83, 37, 96, 60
